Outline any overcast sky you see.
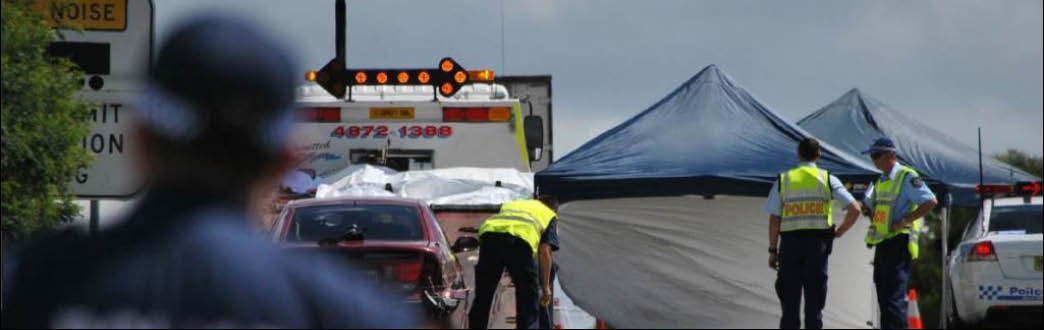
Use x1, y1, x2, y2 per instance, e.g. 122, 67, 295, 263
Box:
155, 0, 1043, 158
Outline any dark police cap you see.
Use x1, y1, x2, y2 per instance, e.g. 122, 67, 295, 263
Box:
144, 15, 296, 152
862, 137, 898, 155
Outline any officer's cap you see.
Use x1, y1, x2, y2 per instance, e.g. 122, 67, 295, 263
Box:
143, 15, 296, 153
862, 137, 898, 155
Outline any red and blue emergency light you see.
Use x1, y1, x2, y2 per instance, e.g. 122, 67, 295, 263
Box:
975, 181, 1043, 197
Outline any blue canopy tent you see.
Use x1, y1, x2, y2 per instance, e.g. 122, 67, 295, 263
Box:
534, 66, 883, 328
797, 89, 1038, 207
536, 65, 880, 201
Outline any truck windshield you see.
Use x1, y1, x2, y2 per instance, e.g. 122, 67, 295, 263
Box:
989, 205, 1043, 235
289, 205, 423, 242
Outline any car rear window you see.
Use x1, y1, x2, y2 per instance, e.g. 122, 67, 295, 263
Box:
988, 205, 1043, 235
289, 204, 423, 242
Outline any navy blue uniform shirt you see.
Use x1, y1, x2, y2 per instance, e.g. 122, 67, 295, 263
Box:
541, 218, 560, 251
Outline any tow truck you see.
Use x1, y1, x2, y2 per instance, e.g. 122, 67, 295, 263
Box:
267, 1, 561, 327
293, 68, 542, 178
286, 59, 553, 329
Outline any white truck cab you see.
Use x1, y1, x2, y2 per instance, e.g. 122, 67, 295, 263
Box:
292, 83, 543, 179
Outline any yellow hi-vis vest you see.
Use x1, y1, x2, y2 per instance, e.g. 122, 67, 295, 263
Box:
864, 165, 924, 260
779, 166, 834, 232
478, 199, 557, 258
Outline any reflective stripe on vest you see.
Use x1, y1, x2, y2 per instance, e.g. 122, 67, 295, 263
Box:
864, 165, 923, 260
478, 199, 557, 257
779, 166, 833, 232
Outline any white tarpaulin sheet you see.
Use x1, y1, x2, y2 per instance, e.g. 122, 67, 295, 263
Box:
314, 165, 535, 205
281, 170, 320, 194
557, 196, 874, 329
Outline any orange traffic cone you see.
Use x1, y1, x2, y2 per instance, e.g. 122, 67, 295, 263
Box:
595, 320, 608, 329
907, 289, 923, 329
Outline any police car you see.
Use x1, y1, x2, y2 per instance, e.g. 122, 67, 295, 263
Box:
947, 182, 1043, 326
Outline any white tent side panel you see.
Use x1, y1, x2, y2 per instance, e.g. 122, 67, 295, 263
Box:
557, 196, 874, 329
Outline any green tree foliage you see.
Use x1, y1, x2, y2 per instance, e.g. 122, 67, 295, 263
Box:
910, 212, 943, 329
1, 0, 92, 241
994, 149, 1043, 179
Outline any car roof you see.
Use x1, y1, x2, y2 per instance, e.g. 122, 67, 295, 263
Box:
989, 196, 1042, 207
288, 197, 427, 208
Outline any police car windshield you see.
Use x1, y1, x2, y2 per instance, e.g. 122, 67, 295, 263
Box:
989, 205, 1043, 235
290, 205, 423, 242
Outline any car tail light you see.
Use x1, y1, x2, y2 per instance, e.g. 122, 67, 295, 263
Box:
383, 260, 423, 293
390, 261, 423, 283
968, 241, 998, 262
299, 107, 341, 122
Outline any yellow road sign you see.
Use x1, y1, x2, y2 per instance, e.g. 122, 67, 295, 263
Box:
35, 0, 128, 31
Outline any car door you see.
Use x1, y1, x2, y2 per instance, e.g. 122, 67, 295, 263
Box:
951, 208, 987, 315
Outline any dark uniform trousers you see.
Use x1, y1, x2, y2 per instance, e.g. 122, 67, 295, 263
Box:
538, 264, 558, 329
873, 234, 911, 330
776, 229, 834, 329
470, 232, 541, 330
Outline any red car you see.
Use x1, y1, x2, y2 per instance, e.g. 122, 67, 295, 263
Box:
270, 197, 480, 328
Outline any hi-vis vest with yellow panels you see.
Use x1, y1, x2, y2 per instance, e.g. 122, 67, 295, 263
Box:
779, 166, 834, 232
478, 199, 557, 258
864, 165, 923, 260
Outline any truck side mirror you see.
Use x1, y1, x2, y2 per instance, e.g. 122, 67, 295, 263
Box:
524, 116, 544, 162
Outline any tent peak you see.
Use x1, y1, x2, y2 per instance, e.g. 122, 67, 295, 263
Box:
840, 88, 878, 105
690, 64, 728, 84
675, 64, 743, 95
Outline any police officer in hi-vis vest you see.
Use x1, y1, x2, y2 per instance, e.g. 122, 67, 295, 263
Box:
861, 138, 937, 329
469, 196, 560, 329
765, 138, 863, 329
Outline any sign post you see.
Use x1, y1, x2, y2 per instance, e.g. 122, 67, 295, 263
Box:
89, 200, 100, 235
34, 0, 154, 200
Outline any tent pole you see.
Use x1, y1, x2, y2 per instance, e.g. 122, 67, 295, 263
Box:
940, 192, 951, 329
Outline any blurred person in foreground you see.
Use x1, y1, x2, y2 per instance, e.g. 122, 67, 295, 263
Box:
1, 16, 411, 329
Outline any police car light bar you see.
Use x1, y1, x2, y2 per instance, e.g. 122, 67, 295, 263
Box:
1017, 181, 1043, 196
975, 181, 1043, 196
